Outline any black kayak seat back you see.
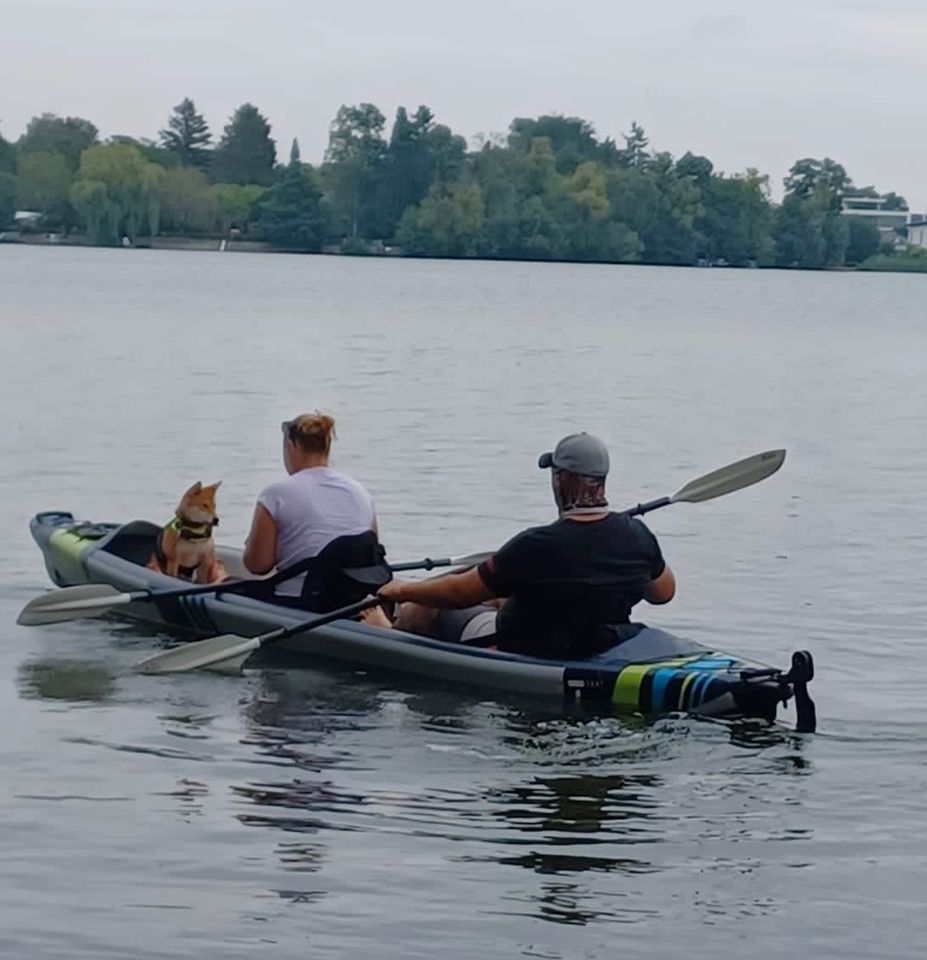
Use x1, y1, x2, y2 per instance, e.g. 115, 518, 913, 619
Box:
97, 520, 161, 566
289, 530, 391, 614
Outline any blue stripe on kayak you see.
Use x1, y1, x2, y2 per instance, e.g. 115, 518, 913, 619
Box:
700, 678, 721, 704
650, 669, 674, 711
689, 673, 710, 707
687, 658, 737, 671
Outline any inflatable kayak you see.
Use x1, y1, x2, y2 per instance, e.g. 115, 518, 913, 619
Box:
28, 511, 816, 731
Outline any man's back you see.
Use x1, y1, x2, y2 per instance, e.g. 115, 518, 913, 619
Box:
477, 513, 666, 658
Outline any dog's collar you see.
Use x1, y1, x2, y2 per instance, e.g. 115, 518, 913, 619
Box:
167, 515, 217, 541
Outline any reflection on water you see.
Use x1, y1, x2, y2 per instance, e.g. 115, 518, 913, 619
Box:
17, 658, 116, 702
217, 663, 819, 930
152, 778, 210, 821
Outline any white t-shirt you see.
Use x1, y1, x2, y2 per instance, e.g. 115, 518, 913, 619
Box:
258, 466, 376, 597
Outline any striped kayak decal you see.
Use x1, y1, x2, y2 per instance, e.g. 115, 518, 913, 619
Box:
611, 655, 744, 712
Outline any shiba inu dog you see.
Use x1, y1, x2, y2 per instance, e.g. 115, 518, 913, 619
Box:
148, 481, 228, 583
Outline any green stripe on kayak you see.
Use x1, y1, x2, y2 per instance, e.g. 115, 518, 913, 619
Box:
612, 663, 653, 708
49, 527, 96, 564
677, 671, 697, 710
611, 657, 701, 709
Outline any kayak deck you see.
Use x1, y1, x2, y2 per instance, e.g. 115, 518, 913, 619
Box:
27, 511, 816, 730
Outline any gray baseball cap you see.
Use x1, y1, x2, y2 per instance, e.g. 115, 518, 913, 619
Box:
538, 432, 610, 478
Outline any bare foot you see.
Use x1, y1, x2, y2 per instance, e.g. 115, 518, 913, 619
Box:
360, 604, 392, 628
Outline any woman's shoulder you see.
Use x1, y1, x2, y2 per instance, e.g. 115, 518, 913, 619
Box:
317, 467, 375, 505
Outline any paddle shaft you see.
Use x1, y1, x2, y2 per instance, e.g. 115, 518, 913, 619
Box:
620, 496, 672, 518
136, 596, 385, 674
253, 597, 382, 649
390, 554, 482, 572
127, 552, 476, 603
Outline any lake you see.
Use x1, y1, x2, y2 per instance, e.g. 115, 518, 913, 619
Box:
1, 244, 925, 958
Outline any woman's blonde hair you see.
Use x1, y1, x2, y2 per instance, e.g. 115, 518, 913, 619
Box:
285, 412, 336, 455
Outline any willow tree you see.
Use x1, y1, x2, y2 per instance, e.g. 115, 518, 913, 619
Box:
71, 143, 163, 243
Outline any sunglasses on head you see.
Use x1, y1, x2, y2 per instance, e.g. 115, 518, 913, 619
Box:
281, 420, 294, 440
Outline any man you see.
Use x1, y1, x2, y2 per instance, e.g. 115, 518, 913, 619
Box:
377, 433, 675, 659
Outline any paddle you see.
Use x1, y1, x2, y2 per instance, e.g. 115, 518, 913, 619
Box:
136, 597, 383, 676
619, 448, 786, 518
16, 551, 493, 627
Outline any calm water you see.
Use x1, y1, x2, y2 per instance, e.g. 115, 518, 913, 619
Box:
1, 245, 926, 958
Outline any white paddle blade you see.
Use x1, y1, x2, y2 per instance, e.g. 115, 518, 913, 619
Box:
17, 584, 129, 626
671, 449, 786, 504
448, 551, 493, 567
136, 634, 259, 675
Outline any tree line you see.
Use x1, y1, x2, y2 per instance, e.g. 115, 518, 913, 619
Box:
0, 100, 914, 268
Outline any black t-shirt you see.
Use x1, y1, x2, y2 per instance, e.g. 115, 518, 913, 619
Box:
477, 513, 665, 659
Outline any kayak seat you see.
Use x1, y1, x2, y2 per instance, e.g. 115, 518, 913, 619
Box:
255, 530, 391, 614
98, 520, 161, 566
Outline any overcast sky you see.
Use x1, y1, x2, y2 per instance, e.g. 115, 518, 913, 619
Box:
2, 0, 925, 207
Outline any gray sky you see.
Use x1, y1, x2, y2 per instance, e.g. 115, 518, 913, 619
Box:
3, 0, 925, 208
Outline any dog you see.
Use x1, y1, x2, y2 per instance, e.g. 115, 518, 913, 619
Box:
147, 481, 228, 583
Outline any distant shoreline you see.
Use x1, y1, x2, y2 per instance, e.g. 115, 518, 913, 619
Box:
4, 231, 926, 273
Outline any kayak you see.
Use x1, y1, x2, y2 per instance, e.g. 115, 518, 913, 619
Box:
28, 511, 816, 731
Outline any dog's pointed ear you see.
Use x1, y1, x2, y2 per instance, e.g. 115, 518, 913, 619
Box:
183, 481, 203, 497
203, 481, 222, 494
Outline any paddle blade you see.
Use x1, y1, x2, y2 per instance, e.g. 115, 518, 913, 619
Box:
671, 449, 786, 504
447, 551, 493, 568
17, 584, 128, 626
136, 634, 259, 675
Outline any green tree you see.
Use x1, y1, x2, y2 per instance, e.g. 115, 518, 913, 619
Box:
621, 122, 650, 169
676, 151, 714, 186
255, 161, 328, 250
607, 156, 701, 264
881, 191, 908, 211
565, 161, 609, 216
784, 158, 851, 209
0, 128, 15, 174
556, 162, 641, 261
18, 114, 98, 171
212, 103, 276, 186
214, 182, 266, 234
323, 103, 387, 238
70, 179, 112, 241
373, 106, 466, 237
110, 135, 179, 169
159, 98, 212, 169
0, 172, 15, 227
397, 181, 484, 257
157, 166, 217, 233
14, 151, 73, 225
695, 170, 773, 265
508, 115, 599, 173
71, 143, 162, 243
776, 158, 854, 268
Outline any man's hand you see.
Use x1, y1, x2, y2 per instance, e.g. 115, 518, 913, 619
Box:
378, 579, 412, 603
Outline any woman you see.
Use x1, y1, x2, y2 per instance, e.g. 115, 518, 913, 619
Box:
243, 412, 381, 606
